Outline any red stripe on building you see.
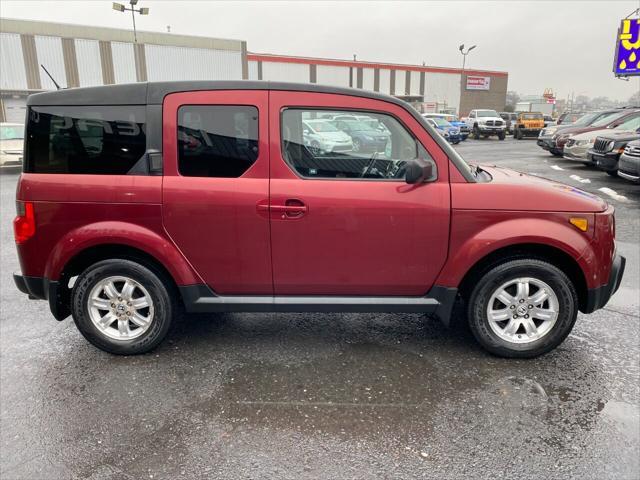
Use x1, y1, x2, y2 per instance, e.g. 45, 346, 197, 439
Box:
247, 52, 508, 77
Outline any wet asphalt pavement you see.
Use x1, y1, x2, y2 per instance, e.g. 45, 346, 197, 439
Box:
1, 137, 638, 480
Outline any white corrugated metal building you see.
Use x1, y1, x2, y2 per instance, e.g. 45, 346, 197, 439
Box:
0, 17, 508, 122
0, 18, 247, 122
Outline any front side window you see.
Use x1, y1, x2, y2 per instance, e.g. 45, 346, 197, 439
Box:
178, 105, 258, 178
281, 109, 433, 180
26, 106, 146, 174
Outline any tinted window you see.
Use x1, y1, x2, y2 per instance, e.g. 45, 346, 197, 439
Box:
26, 106, 146, 174
281, 108, 433, 180
178, 105, 258, 178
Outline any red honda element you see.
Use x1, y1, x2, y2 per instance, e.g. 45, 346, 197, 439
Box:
13, 81, 625, 358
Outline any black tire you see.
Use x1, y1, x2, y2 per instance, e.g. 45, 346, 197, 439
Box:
467, 258, 578, 358
606, 170, 618, 177
498, 131, 506, 141
71, 259, 175, 355
473, 125, 481, 140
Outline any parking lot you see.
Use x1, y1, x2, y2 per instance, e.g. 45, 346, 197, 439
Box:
0, 137, 638, 479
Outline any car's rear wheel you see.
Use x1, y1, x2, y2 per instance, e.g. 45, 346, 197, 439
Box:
71, 259, 175, 355
467, 258, 578, 358
606, 170, 618, 177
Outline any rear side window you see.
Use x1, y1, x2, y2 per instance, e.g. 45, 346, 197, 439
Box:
25, 106, 146, 174
177, 105, 258, 178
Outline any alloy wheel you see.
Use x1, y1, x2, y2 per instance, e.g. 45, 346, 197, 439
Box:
486, 277, 559, 344
87, 276, 155, 341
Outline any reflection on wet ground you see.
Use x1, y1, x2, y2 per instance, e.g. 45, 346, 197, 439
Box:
2, 310, 637, 479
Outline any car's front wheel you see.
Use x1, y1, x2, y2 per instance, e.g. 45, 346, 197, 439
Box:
467, 258, 578, 358
71, 259, 175, 355
473, 125, 481, 140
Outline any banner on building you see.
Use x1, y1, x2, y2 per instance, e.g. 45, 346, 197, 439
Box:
614, 18, 640, 77
466, 76, 491, 90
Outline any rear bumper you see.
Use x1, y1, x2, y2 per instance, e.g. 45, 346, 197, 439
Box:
583, 254, 626, 313
13, 273, 69, 320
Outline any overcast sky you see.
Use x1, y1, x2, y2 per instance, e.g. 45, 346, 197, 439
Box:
2, 0, 639, 101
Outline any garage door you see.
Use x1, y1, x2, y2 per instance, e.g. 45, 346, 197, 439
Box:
2, 97, 27, 123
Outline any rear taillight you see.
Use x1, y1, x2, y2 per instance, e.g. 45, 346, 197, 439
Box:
13, 201, 35, 244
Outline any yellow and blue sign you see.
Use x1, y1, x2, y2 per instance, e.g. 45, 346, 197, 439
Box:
614, 18, 640, 76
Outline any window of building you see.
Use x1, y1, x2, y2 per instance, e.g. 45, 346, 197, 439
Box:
177, 105, 258, 178
281, 109, 433, 180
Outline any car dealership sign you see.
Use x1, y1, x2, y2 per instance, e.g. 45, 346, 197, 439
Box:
466, 76, 491, 90
614, 18, 640, 77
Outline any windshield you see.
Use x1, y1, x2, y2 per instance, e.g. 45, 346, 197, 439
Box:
431, 118, 451, 127
305, 121, 339, 133
477, 110, 499, 117
614, 115, 640, 131
0, 125, 24, 141
522, 114, 543, 120
591, 111, 625, 128
571, 112, 599, 126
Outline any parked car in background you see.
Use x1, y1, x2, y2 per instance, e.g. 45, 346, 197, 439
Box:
562, 112, 640, 166
537, 111, 613, 156
618, 139, 640, 183
465, 109, 506, 140
556, 112, 583, 125
422, 116, 462, 144
589, 115, 640, 176
302, 119, 353, 155
13, 81, 626, 359
552, 109, 635, 157
513, 112, 545, 139
0, 123, 24, 167
499, 112, 518, 135
331, 119, 390, 153
543, 115, 555, 128
422, 113, 469, 140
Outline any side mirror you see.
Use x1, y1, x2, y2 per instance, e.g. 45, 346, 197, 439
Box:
303, 128, 310, 135
405, 159, 436, 184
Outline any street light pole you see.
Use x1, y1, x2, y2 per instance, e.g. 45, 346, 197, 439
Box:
113, 1, 150, 43
458, 44, 477, 75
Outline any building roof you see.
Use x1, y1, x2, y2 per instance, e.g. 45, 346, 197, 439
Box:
248, 52, 508, 77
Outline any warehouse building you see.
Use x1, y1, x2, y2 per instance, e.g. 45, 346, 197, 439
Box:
248, 53, 508, 115
0, 17, 507, 122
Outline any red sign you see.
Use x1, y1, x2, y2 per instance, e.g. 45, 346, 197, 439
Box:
466, 76, 491, 90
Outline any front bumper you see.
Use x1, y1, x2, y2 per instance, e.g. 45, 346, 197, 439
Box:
618, 152, 640, 183
584, 254, 626, 313
517, 128, 542, 136
14, 273, 69, 320
477, 125, 505, 133
591, 151, 620, 172
563, 146, 590, 162
537, 137, 556, 151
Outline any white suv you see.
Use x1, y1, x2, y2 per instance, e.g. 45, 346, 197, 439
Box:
465, 109, 506, 140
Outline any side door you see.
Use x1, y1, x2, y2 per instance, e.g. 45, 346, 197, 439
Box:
269, 91, 451, 296
162, 91, 272, 295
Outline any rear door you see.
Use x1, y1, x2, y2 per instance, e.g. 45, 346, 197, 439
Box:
268, 91, 451, 296
162, 91, 272, 295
